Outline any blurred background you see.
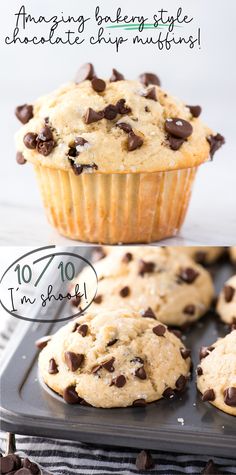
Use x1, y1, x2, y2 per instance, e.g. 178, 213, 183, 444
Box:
0, 0, 236, 245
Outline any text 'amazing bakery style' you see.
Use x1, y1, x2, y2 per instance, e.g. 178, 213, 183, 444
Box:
71, 247, 214, 327
38, 308, 191, 408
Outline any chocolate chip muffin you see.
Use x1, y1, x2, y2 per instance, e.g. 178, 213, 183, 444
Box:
217, 275, 236, 325
197, 330, 236, 416
38, 308, 191, 408
173, 247, 225, 265
71, 247, 214, 327
15, 64, 225, 243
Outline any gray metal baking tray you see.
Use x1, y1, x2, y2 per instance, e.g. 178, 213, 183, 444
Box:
0, 253, 236, 458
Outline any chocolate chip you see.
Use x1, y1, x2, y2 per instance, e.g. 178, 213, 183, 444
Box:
187, 105, 202, 118
163, 387, 176, 399
36, 140, 55, 156
110, 68, 124, 82
197, 366, 203, 376
71, 294, 81, 307
139, 72, 161, 87
224, 285, 235, 303
165, 118, 193, 139
131, 356, 144, 364
116, 122, 133, 133
69, 160, 98, 175
141, 307, 156, 319
112, 375, 126, 388
167, 135, 185, 151
75, 137, 88, 146
199, 346, 214, 360
133, 398, 146, 407
119, 286, 130, 297
135, 367, 147, 380
63, 386, 81, 404
94, 294, 103, 304
224, 387, 236, 407
37, 126, 53, 141
116, 99, 131, 115
103, 104, 117, 120
122, 252, 133, 262
0, 455, 15, 473
183, 304, 196, 316
175, 375, 187, 391
136, 450, 154, 470
65, 351, 84, 371
35, 335, 51, 350
84, 107, 104, 124
127, 132, 143, 151
143, 87, 157, 101
23, 132, 37, 149
201, 459, 220, 475
22, 458, 40, 474
15, 104, 33, 124
178, 267, 199, 284
202, 389, 215, 402
107, 338, 118, 347
72, 322, 80, 332
102, 357, 115, 372
16, 151, 26, 165
91, 77, 106, 93
48, 358, 58, 374
138, 259, 155, 276
207, 133, 225, 159
77, 324, 88, 337
92, 247, 106, 262
153, 324, 166, 336
180, 348, 191, 359
75, 63, 94, 83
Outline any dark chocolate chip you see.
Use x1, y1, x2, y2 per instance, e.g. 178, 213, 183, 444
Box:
130, 356, 144, 364
141, 307, 156, 319
178, 267, 199, 284
199, 346, 214, 360
224, 285, 235, 303
138, 259, 155, 276
207, 133, 225, 159
36, 140, 55, 156
15, 104, 33, 124
136, 450, 154, 470
224, 387, 236, 407
139, 72, 161, 87
183, 304, 196, 316
91, 77, 106, 93
165, 118, 193, 139
197, 366, 203, 376
35, 335, 51, 350
116, 99, 131, 115
94, 294, 103, 304
84, 107, 104, 124
107, 338, 118, 347
63, 386, 81, 404
77, 324, 88, 337
22, 458, 40, 474
65, 351, 84, 371
103, 104, 117, 120
153, 324, 166, 337
167, 135, 185, 151
122, 252, 133, 262
135, 367, 147, 380
175, 374, 187, 391
69, 159, 98, 175
72, 322, 80, 332
110, 68, 124, 82
48, 358, 58, 374
187, 105, 202, 118
75, 63, 94, 83
127, 132, 143, 151
0, 454, 16, 473
119, 286, 130, 297
163, 387, 176, 399
112, 375, 126, 388
202, 388, 215, 402
133, 398, 146, 407
23, 132, 37, 149
201, 459, 220, 475
116, 122, 133, 133
75, 137, 88, 146
102, 357, 115, 372
92, 247, 106, 262
180, 348, 191, 359
143, 87, 157, 101
37, 126, 53, 142
16, 151, 27, 165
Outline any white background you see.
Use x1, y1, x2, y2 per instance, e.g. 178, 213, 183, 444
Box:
0, 0, 236, 245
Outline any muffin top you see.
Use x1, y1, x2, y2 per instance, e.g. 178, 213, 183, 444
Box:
15, 64, 224, 174
71, 246, 214, 327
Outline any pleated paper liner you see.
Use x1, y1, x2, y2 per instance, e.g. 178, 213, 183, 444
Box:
34, 164, 197, 243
